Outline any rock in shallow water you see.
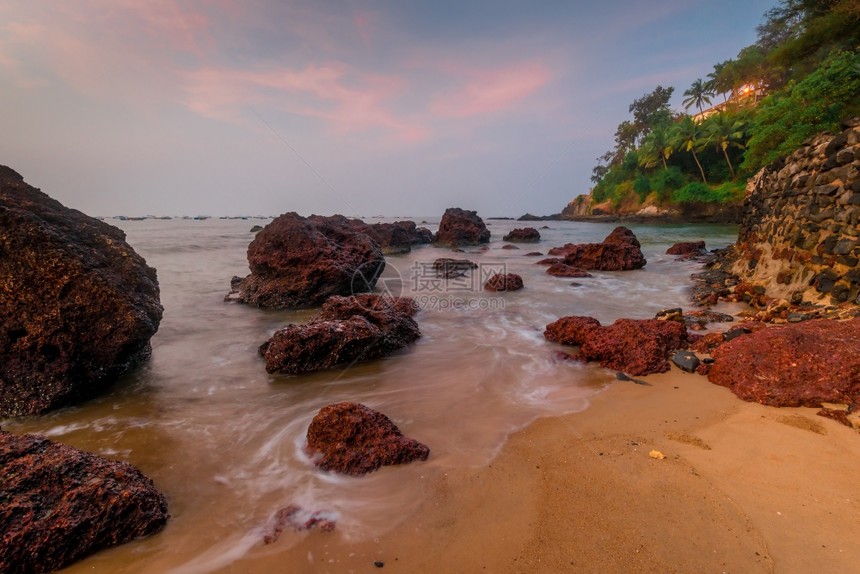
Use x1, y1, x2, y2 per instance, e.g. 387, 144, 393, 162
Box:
227, 213, 385, 308
502, 227, 541, 243
484, 273, 524, 292
431, 207, 490, 247
259, 294, 420, 375
0, 430, 168, 574
0, 166, 162, 417
306, 402, 429, 475
545, 316, 689, 376
549, 227, 646, 271
708, 317, 860, 407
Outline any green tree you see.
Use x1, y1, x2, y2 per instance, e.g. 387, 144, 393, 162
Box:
628, 86, 675, 143
704, 113, 747, 180
706, 61, 732, 102
682, 79, 714, 115
671, 116, 709, 183
638, 125, 674, 170
743, 50, 860, 171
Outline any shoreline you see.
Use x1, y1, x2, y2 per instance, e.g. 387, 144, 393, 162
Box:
228, 367, 860, 573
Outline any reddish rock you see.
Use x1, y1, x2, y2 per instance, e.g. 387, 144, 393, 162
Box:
347, 219, 432, 254
0, 166, 163, 417
536, 257, 562, 266
560, 227, 646, 271
690, 332, 725, 354
548, 244, 576, 256
667, 240, 706, 256
0, 430, 168, 573
227, 213, 385, 308
502, 244, 520, 250
262, 505, 335, 544
550, 350, 580, 363
546, 263, 593, 278
524, 251, 543, 256
708, 318, 860, 407
502, 228, 541, 243
484, 273, 524, 292
259, 294, 420, 375
545, 316, 689, 376
306, 402, 429, 475
431, 208, 490, 247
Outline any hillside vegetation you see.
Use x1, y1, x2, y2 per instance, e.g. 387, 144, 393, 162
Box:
586, 0, 860, 216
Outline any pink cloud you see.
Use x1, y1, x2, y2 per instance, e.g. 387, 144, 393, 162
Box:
430, 61, 551, 118
183, 64, 427, 142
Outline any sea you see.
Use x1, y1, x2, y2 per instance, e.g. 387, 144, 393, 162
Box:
4, 216, 739, 573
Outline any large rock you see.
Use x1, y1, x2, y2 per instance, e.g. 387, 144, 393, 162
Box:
0, 166, 162, 417
549, 227, 646, 271
0, 430, 168, 573
348, 219, 432, 255
544, 316, 689, 375
431, 207, 490, 247
227, 213, 385, 308
484, 273, 524, 292
306, 402, 429, 475
502, 227, 541, 243
708, 318, 860, 407
259, 294, 420, 374
667, 240, 706, 256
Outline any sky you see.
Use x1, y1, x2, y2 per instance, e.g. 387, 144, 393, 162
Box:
0, 0, 776, 218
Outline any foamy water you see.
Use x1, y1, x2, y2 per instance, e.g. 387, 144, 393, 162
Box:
4, 217, 738, 573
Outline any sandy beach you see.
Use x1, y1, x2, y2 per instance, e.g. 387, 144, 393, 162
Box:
230, 366, 860, 574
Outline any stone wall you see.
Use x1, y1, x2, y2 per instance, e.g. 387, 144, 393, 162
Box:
732, 117, 860, 306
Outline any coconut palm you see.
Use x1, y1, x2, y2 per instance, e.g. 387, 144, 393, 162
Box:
682, 79, 714, 116
705, 113, 746, 180
638, 125, 673, 170
671, 116, 708, 183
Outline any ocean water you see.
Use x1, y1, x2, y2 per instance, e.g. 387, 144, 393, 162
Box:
4, 217, 739, 573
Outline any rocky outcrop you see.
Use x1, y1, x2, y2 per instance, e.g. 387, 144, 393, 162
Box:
484, 273, 524, 291
0, 166, 162, 417
546, 263, 592, 278
431, 208, 490, 247
259, 294, 420, 375
708, 317, 860, 408
544, 316, 689, 375
502, 228, 541, 243
349, 219, 432, 255
728, 118, 860, 307
549, 226, 646, 271
226, 213, 385, 308
306, 402, 429, 475
0, 430, 168, 573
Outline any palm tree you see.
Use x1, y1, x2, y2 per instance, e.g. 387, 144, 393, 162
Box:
706, 62, 730, 103
671, 116, 708, 183
682, 79, 714, 116
705, 113, 746, 180
638, 125, 673, 170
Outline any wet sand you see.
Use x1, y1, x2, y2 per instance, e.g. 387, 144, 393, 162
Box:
229, 367, 860, 574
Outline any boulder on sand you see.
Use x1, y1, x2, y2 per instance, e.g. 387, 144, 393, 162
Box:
431, 208, 490, 247
0, 430, 168, 573
0, 166, 163, 417
548, 227, 646, 271
226, 213, 385, 308
708, 317, 860, 407
544, 316, 689, 376
306, 402, 429, 475
259, 294, 420, 375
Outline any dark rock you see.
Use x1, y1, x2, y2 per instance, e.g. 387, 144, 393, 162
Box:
524, 251, 543, 256
535, 257, 562, 266
560, 227, 646, 271
433, 258, 477, 278
347, 220, 432, 254
666, 241, 707, 256
655, 308, 684, 322
502, 228, 541, 243
306, 402, 429, 475
723, 327, 752, 341
484, 273, 524, 292
682, 309, 735, 328
250, 225, 263, 233
546, 263, 592, 278
226, 213, 385, 308
431, 208, 490, 247
0, 430, 168, 573
671, 350, 701, 373
544, 316, 689, 376
0, 166, 163, 417
502, 244, 520, 250
259, 294, 420, 375
708, 317, 860, 407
